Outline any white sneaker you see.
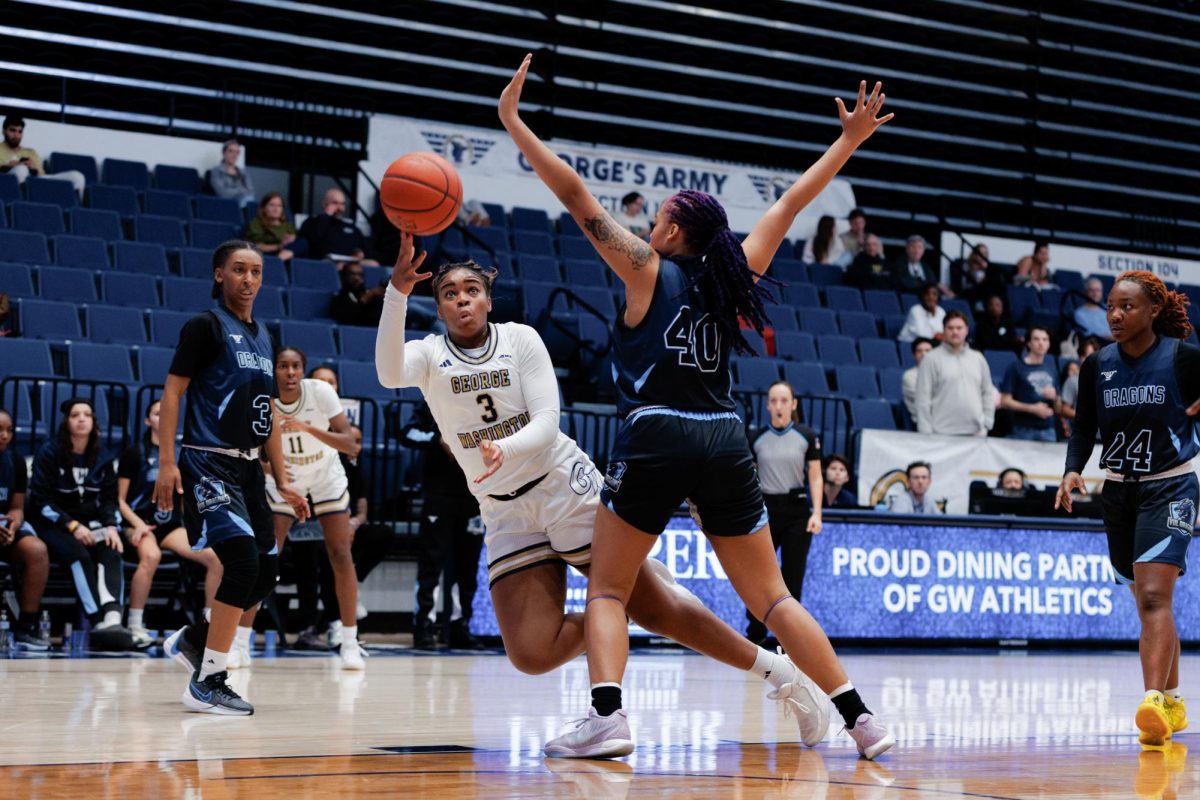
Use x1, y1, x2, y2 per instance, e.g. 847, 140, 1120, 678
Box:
328, 620, 344, 647
767, 655, 830, 747
129, 625, 155, 650
340, 640, 366, 671
227, 639, 252, 670
355, 602, 368, 621
544, 708, 635, 759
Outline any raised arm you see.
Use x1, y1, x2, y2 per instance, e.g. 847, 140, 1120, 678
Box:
742, 81, 893, 275
375, 233, 433, 389
498, 54, 658, 293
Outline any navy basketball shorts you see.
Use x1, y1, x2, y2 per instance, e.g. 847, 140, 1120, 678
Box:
179, 448, 275, 554
600, 408, 768, 537
1100, 472, 1198, 584
0, 521, 37, 560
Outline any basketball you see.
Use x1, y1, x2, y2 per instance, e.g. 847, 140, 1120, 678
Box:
379, 152, 463, 236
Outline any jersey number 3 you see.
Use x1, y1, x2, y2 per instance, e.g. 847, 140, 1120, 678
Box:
251, 394, 272, 438
665, 307, 721, 373
1101, 428, 1153, 473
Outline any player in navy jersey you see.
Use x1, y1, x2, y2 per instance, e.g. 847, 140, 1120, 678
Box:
501, 54, 896, 759
156, 240, 308, 716
0, 407, 50, 650
1057, 270, 1200, 748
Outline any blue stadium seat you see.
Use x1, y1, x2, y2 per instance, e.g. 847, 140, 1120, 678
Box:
262, 255, 288, 285
68, 342, 134, 382
859, 338, 900, 369
1007, 286, 1039, 325
781, 283, 821, 308
112, 241, 168, 275
150, 309, 195, 347
983, 349, 1018, 388
191, 220, 239, 251
771, 259, 807, 285
571, 286, 618, 321
851, 398, 896, 430
179, 247, 214, 280
817, 334, 858, 365
154, 164, 202, 195
559, 237, 600, 262
838, 311, 879, 339
487, 278, 521, 324
879, 367, 905, 404
465, 225, 509, 254
48, 152, 99, 185
0, 173, 18, 203
798, 308, 838, 336
579, 315, 610, 350
510, 206, 550, 232
0, 201, 6, 228
808, 263, 844, 287
469, 249, 512, 274
835, 365, 879, 398
882, 314, 906, 339
193, 196, 243, 226
942, 298, 974, 326
290, 258, 339, 292
18, 298, 80, 339
768, 305, 798, 331
69, 207, 123, 242
338, 326, 377, 360
737, 328, 768, 358
137, 346, 175, 384
86, 305, 147, 345
53, 235, 109, 269
433, 227, 466, 257
521, 281, 565, 326
339, 361, 394, 399
38, 266, 97, 303
0, 230, 50, 264
782, 361, 829, 393
563, 259, 609, 288
101, 272, 158, 307
0, 338, 55, 379
513, 231, 555, 257
824, 285, 864, 312
144, 189, 192, 220
255, 286, 286, 319
288, 288, 332, 319
134, 215, 186, 248
863, 289, 901, 317
516, 255, 560, 283
102, 158, 150, 191
0, 262, 35, 298
162, 277, 214, 312
775, 331, 817, 361
1055, 270, 1084, 295
87, 184, 139, 218
733, 357, 782, 391
12, 201, 65, 236
26, 177, 78, 209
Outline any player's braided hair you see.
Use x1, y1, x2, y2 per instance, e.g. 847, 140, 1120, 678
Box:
1115, 270, 1192, 340
663, 190, 777, 356
431, 259, 499, 297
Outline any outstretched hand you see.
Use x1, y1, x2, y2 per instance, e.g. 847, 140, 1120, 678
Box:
836, 80, 894, 145
389, 232, 430, 296
1054, 472, 1087, 514
499, 53, 532, 126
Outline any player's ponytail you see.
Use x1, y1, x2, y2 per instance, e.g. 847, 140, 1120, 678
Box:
663, 190, 776, 356
1116, 270, 1192, 340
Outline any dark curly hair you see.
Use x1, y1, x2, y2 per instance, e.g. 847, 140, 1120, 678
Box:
1114, 270, 1192, 340
431, 259, 499, 297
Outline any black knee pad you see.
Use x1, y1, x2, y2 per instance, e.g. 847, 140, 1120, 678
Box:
212, 537, 260, 609
243, 552, 279, 609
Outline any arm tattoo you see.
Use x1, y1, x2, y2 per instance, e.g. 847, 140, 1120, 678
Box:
583, 214, 653, 269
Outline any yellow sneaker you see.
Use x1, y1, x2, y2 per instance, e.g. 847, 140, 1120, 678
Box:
1166, 695, 1188, 733
1137, 692, 1173, 748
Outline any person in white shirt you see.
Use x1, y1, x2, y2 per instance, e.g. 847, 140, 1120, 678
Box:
916, 311, 995, 436
801, 215, 845, 265
888, 462, 944, 514
613, 192, 651, 238
897, 284, 946, 343
374, 234, 828, 741
901, 337, 934, 421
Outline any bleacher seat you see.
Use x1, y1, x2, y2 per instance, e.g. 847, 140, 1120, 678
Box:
771, 259, 807, 285
112, 241, 168, 275
137, 346, 176, 384
255, 286, 286, 319
0, 201, 6, 228
48, 152, 99, 185
38, 266, 97, 303
469, 249, 512, 274
134, 215, 187, 248
782, 361, 829, 393
465, 225, 509, 254
560, 237, 600, 262
983, 349, 1018, 387
101, 272, 158, 308
338, 326, 377, 360
86, 305, 147, 345
571, 286, 617, 321
510, 206, 550, 232
154, 164, 202, 195
0, 262, 35, 298
851, 398, 896, 430
12, 201, 65, 236
563, 260, 608, 288
53, 235, 109, 269
517, 255, 560, 283
798, 308, 838, 336
149, 309, 194, 347
144, 189, 192, 220
775, 331, 817, 361
824, 286, 864, 312
942, 298, 974, 326
26, 177, 78, 209
579, 315, 610, 351
338, 361, 394, 399
838, 311, 879, 340
0, 230, 49, 265
766, 305, 797, 332
162, 277, 214, 313
782, 283, 821, 308
737, 328, 768, 358
733, 357, 782, 390
190, 220, 237, 250
288, 288, 332, 319
0, 173, 18, 203
1055, 270, 1084, 294
513, 231, 555, 257
290, 258, 339, 292
817, 334, 858, 365
179, 247, 213, 280
882, 314, 906, 339
808, 263, 844, 287
1007, 286, 1039, 325
87, 184, 139, 218
69, 208, 123, 242
521, 281, 564, 326
262, 255, 288, 286
859, 338, 901, 369
193, 196, 243, 226
68, 342, 135, 382
879, 367, 905, 404
835, 365, 880, 398
0, 338, 55, 380
102, 158, 150, 191
863, 289, 901, 316
558, 212, 581, 237
434, 227, 466, 256
18, 298, 81, 339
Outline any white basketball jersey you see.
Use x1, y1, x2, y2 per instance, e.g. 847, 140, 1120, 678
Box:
406, 322, 580, 498
274, 378, 347, 484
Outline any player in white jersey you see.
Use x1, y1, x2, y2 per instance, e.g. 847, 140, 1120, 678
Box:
376, 234, 830, 752
237, 346, 366, 671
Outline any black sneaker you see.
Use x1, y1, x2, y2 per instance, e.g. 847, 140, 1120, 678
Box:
89, 625, 135, 652
293, 626, 330, 651
449, 619, 484, 650
413, 618, 437, 650
164, 626, 202, 671
13, 628, 50, 651
183, 670, 254, 716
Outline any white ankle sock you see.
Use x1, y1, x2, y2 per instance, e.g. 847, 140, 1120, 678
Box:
198, 648, 229, 680
750, 647, 794, 690
829, 682, 855, 699
234, 626, 252, 645
342, 625, 358, 645
128, 609, 144, 629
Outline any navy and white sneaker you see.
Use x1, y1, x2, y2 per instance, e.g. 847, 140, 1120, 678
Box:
183, 670, 254, 716
164, 626, 201, 672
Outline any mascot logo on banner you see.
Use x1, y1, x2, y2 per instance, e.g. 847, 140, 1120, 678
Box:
748, 174, 794, 205
420, 130, 495, 167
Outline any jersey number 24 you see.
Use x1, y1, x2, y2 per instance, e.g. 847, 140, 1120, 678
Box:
1101, 428, 1153, 473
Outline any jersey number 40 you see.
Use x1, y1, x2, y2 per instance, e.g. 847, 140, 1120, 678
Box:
665, 306, 722, 373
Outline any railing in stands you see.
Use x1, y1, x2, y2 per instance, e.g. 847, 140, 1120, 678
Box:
0, 377, 132, 455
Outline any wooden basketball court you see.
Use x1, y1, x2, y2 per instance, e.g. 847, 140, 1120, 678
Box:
0, 648, 1193, 798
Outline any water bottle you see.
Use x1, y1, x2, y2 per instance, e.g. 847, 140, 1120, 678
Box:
61, 622, 73, 654
38, 611, 51, 645
263, 629, 277, 656
0, 608, 11, 657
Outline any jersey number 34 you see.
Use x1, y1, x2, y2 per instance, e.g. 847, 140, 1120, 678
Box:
665, 306, 722, 373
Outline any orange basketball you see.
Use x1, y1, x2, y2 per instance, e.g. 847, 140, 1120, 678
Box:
379, 152, 463, 236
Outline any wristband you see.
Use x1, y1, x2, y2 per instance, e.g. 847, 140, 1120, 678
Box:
67, 520, 80, 534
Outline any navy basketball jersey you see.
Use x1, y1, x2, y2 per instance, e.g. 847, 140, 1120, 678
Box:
612, 257, 736, 415
1093, 337, 1200, 476
0, 449, 18, 514
183, 306, 275, 451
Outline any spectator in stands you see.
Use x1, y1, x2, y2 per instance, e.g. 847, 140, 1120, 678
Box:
0, 292, 15, 337
0, 407, 51, 650
331, 261, 387, 327
898, 283, 945, 343
846, 234, 890, 290
998, 468, 1026, 492
888, 461, 944, 514
28, 399, 133, 650
206, 138, 255, 205
916, 311, 995, 436
841, 208, 867, 259
902, 337, 934, 421
801, 215, 845, 265
298, 188, 379, 264
0, 115, 86, 196
953, 244, 1007, 309
1073, 278, 1112, 339
1014, 241, 1052, 288
458, 198, 491, 226
1058, 359, 1081, 438
245, 192, 297, 262
973, 294, 1023, 353
822, 454, 858, 509
999, 325, 1060, 442
614, 191, 651, 238
891, 235, 937, 292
